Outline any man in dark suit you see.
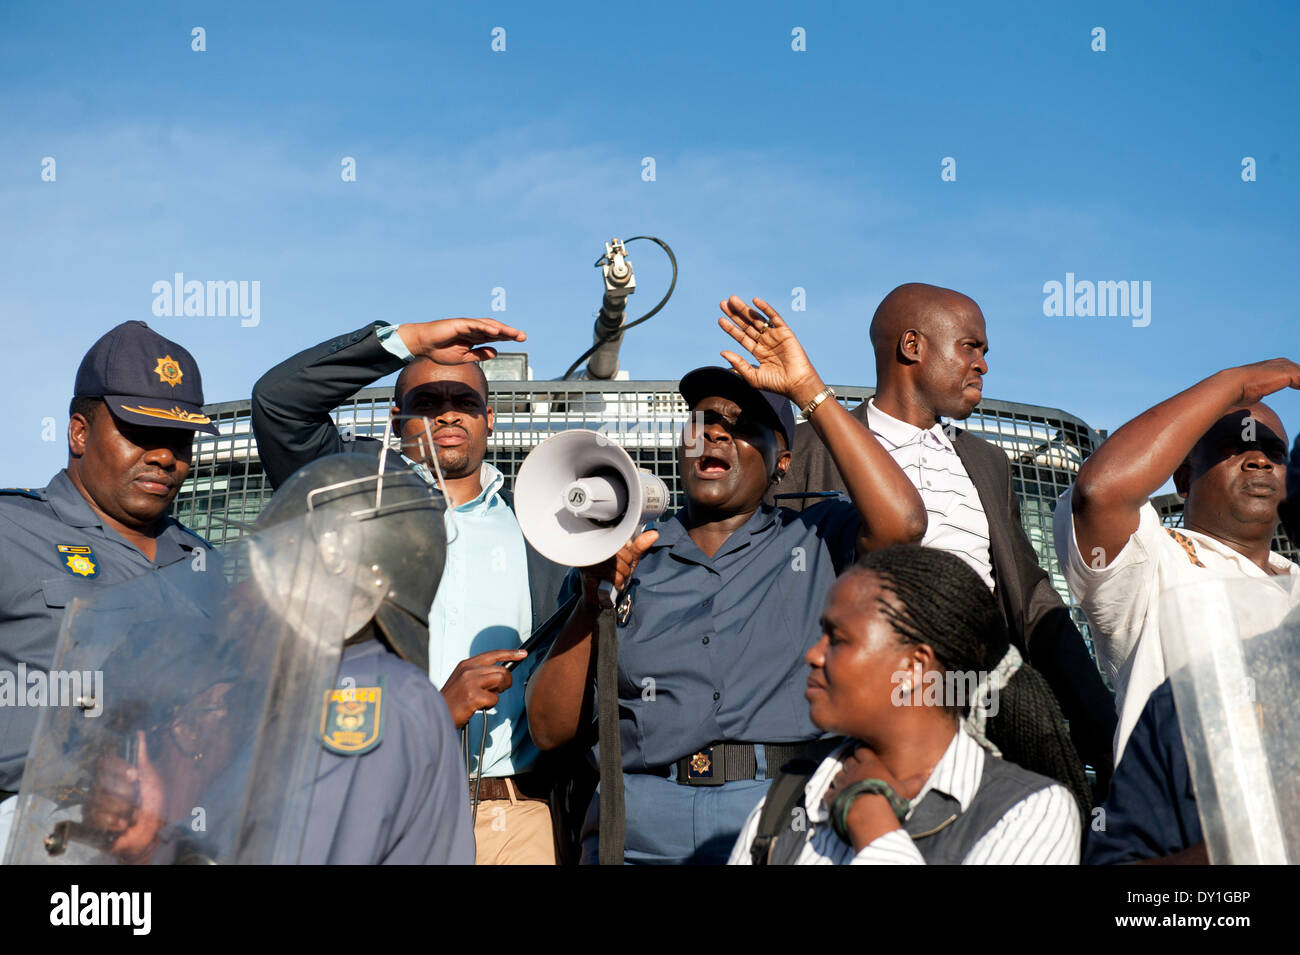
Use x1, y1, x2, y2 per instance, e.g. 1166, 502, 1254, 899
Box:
252, 317, 572, 863
778, 283, 1117, 793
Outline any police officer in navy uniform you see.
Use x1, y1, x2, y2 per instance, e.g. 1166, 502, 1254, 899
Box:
258, 453, 475, 864
61, 453, 474, 864
527, 295, 928, 863
0, 321, 216, 845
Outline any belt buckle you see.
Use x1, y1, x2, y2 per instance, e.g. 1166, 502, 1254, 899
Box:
684, 745, 725, 786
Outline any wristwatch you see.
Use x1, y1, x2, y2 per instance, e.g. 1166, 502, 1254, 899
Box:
801, 386, 836, 419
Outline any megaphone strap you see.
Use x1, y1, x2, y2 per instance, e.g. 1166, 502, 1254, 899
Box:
596, 606, 626, 864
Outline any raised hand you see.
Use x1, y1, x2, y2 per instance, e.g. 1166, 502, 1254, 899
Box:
717, 296, 824, 408
1231, 358, 1300, 406
397, 318, 527, 366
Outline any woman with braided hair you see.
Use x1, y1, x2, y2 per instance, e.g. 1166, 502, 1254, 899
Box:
730, 544, 1089, 865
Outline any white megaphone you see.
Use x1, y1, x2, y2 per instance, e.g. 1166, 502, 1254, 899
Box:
514, 429, 669, 568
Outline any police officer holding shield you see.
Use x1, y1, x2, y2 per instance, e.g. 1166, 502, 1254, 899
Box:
6, 452, 474, 865
259, 453, 475, 864
0, 322, 215, 849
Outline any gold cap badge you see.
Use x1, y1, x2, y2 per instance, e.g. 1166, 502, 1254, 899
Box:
153, 355, 183, 387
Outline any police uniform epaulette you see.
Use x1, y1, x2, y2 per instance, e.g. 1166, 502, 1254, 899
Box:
0, 487, 43, 501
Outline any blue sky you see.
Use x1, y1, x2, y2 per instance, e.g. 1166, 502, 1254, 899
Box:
2, 1, 1297, 486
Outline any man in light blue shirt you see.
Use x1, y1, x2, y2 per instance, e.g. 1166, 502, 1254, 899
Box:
426, 459, 537, 781
252, 317, 571, 864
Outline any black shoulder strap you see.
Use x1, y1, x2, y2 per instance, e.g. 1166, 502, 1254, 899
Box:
750, 736, 845, 866
750, 767, 814, 866
596, 605, 625, 865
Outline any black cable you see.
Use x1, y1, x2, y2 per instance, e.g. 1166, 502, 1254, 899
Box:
470, 715, 488, 829
461, 726, 475, 825
560, 235, 678, 380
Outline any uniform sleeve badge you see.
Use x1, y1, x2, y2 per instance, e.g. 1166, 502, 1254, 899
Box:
57, 544, 99, 578
319, 676, 386, 755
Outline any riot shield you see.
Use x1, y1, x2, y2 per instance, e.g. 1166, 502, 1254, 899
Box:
1159, 575, 1300, 864
2, 508, 376, 865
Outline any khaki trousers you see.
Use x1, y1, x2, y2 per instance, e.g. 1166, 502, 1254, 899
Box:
472, 777, 557, 865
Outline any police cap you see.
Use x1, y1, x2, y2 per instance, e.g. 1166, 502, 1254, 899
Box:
74, 320, 218, 435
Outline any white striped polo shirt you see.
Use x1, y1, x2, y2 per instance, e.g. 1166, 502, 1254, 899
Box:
865, 399, 995, 590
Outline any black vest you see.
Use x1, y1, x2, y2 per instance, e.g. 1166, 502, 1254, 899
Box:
757, 739, 1059, 865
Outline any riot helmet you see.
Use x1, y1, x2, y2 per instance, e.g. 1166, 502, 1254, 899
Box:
255, 452, 447, 669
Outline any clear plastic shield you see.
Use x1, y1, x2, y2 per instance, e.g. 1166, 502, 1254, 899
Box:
1159, 575, 1300, 864
2, 510, 375, 865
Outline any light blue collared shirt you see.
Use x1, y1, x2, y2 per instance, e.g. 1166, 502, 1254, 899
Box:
379, 324, 536, 778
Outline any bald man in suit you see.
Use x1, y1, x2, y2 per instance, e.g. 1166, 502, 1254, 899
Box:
778, 283, 1117, 794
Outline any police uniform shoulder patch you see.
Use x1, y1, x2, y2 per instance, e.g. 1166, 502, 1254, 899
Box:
320, 676, 386, 756
57, 544, 99, 578
0, 487, 43, 501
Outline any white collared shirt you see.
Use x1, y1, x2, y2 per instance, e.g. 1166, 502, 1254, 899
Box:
865, 399, 995, 590
727, 726, 1080, 865
1053, 488, 1300, 763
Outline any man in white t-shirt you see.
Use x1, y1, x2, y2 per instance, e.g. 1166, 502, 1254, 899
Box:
1054, 358, 1300, 763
